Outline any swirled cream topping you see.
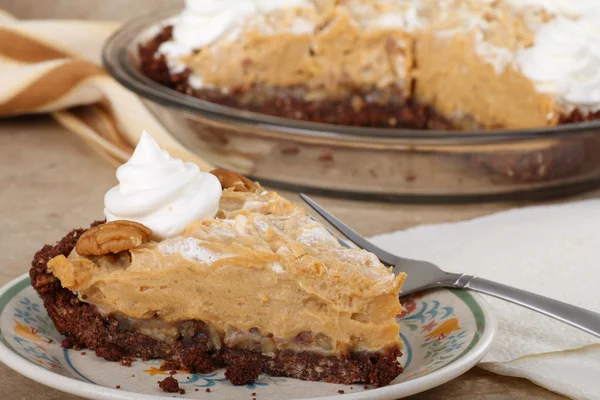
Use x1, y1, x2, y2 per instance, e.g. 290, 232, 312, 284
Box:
104, 131, 222, 239
516, 11, 600, 111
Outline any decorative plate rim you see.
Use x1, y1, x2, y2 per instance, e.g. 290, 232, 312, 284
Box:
0, 273, 496, 400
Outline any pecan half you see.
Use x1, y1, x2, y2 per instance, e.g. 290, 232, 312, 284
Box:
211, 169, 261, 193
76, 220, 152, 256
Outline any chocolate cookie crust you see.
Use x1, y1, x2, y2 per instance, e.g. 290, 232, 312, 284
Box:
30, 223, 403, 387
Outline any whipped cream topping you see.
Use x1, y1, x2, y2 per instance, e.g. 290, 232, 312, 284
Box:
104, 131, 222, 240
166, 0, 312, 53
159, 237, 231, 263
516, 11, 600, 111
343, 0, 425, 31
504, 0, 598, 17
172, 0, 256, 51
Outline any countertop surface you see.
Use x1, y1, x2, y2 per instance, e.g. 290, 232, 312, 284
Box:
0, 0, 589, 398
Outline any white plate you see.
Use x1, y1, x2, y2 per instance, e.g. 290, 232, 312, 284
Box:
0, 273, 495, 399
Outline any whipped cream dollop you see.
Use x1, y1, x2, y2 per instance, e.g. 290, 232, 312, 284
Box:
104, 131, 222, 240
516, 11, 600, 111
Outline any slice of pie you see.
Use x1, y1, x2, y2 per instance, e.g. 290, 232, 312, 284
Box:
30, 133, 406, 386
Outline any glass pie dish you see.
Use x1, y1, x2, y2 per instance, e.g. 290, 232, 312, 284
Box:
103, 7, 600, 202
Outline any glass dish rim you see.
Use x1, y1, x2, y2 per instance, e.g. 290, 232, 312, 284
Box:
102, 6, 600, 143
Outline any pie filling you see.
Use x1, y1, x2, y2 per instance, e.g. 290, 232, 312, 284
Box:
48, 190, 404, 357
139, 26, 453, 130
30, 223, 404, 386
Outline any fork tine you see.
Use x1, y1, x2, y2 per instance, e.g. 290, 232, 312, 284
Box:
299, 194, 401, 266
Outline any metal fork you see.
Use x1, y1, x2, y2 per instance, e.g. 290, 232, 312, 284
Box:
300, 194, 600, 339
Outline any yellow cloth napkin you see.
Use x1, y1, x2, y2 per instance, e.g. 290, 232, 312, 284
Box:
0, 10, 213, 170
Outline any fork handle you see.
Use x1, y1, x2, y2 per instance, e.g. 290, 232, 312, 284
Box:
455, 275, 600, 339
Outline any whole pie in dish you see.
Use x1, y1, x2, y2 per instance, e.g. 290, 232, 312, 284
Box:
30, 132, 406, 386
139, 0, 600, 130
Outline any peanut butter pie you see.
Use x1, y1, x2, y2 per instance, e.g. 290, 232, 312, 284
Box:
140, 0, 600, 130
30, 132, 406, 386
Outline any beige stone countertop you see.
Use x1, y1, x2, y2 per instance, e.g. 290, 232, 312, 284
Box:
0, 0, 590, 398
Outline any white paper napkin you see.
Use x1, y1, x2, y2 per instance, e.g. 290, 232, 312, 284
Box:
370, 200, 600, 400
